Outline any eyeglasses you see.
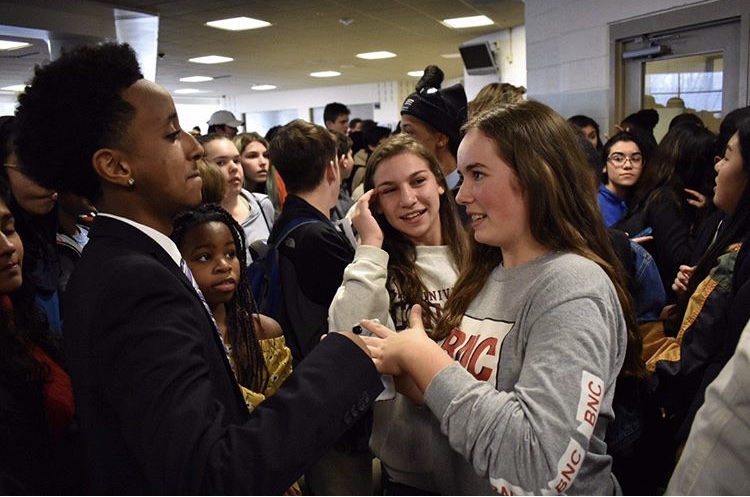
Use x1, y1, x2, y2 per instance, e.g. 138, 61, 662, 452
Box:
607, 153, 643, 168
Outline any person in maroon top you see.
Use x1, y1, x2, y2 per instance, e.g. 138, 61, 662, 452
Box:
0, 176, 81, 494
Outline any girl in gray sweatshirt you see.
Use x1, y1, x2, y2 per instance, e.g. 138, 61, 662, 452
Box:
360, 101, 645, 495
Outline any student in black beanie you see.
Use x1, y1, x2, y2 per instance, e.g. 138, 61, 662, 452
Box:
400, 70, 467, 192
400, 65, 468, 225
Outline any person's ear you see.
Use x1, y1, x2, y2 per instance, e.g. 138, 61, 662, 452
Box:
436, 133, 449, 149
92, 148, 134, 188
326, 159, 339, 183
438, 186, 445, 195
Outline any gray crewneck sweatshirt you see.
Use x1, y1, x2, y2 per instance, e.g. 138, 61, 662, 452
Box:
375, 251, 626, 495
426, 251, 625, 494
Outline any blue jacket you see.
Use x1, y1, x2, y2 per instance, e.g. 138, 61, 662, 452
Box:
598, 184, 628, 228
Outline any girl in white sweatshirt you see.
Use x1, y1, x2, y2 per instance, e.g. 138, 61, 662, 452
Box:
328, 134, 468, 494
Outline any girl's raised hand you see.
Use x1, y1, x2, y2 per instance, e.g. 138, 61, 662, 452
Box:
351, 188, 384, 248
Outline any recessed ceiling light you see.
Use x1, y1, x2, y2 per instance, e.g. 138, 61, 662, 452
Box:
407, 70, 424, 77
205, 16, 271, 31
189, 55, 233, 64
356, 51, 396, 60
180, 76, 214, 83
310, 71, 341, 78
251, 84, 276, 91
0, 40, 31, 51
1, 84, 26, 92
440, 52, 462, 59
173, 88, 206, 94
442, 15, 493, 29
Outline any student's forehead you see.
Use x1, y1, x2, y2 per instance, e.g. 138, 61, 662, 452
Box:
246, 140, 266, 150
207, 139, 238, 154
187, 221, 233, 239
123, 80, 176, 121
458, 130, 497, 163
610, 140, 639, 151
374, 153, 428, 179
400, 115, 427, 129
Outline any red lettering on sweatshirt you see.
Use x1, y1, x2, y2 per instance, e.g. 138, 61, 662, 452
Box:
439, 319, 512, 386
549, 439, 585, 493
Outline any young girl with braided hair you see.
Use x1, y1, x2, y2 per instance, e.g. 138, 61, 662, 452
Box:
171, 203, 292, 408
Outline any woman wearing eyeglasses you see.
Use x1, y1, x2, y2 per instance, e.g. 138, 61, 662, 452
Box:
597, 131, 654, 228
612, 125, 710, 299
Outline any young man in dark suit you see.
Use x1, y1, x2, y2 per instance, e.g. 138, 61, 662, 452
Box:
14, 42, 382, 495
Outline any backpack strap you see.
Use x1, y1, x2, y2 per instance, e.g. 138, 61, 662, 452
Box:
250, 192, 273, 232
273, 216, 321, 250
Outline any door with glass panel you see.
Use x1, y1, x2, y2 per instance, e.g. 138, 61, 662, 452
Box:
611, 1, 750, 142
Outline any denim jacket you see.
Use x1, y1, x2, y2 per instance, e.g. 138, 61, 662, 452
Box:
631, 240, 666, 323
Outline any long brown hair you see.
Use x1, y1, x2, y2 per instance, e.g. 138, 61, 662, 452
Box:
435, 100, 646, 377
364, 134, 468, 330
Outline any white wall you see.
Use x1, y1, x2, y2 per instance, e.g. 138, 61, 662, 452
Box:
229, 82, 403, 133
173, 97, 223, 135
524, 0, 712, 135
0, 94, 18, 117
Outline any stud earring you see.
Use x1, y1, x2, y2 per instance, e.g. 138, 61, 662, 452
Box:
128, 178, 135, 186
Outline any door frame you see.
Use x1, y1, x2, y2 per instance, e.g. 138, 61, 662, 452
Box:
609, 0, 750, 128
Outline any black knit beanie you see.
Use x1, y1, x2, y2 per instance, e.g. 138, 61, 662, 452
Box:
401, 83, 468, 154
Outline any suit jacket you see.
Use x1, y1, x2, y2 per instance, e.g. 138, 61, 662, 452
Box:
64, 216, 382, 494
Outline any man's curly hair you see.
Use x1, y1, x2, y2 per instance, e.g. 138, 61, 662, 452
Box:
15, 42, 143, 202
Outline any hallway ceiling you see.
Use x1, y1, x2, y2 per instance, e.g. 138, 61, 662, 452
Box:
0, 0, 524, 98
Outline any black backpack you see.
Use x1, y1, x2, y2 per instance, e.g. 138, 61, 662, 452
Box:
247, 217, 320, 321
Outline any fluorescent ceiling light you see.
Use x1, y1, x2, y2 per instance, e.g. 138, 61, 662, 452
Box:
189, 55, 233, 64
442, 15, 493, 29
251, 84, 276, 91
440, 52, 461, 59
1, 84, 26, 92
356, 51, 396, 60
0, 40, 31, 51
206, 16, 271, 31
180, 76, 214, 83
407, 70, 424, 77
173, 88, 206, 94
310, 71, 341, 78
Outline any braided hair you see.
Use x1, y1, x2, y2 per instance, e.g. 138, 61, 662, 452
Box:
172, 203, 268, 393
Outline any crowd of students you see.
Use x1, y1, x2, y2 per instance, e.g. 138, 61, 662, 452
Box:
1, 40, 749, 496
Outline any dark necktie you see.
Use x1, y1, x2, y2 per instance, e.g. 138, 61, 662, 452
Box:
179, 259, 235, 374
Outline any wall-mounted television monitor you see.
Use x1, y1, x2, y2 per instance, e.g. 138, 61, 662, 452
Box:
459, 41, 498, 76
